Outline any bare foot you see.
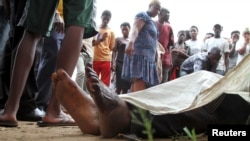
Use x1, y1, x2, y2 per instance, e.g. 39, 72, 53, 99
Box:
53, 68, 100, 135
85, 63, 131, 137
39, 71, 75, 126
85, 63, 120, 114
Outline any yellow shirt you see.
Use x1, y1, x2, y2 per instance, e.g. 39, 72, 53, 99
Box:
93, 27, 115, 61
57, 0, 63, 18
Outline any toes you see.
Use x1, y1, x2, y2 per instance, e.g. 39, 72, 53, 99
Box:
56, 68, 70, 80
86, 76, 100, 93
85, 65, 98, 79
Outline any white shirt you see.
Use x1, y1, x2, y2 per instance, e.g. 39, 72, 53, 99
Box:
235, 40, 250, 65
204, 37, 230, 71
185, 39, 204, 55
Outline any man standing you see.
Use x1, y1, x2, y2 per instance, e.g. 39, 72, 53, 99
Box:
92, 10, 115, 87
155, 8, 174, 83
235, 28, 250, 65
204, 24, 230, 75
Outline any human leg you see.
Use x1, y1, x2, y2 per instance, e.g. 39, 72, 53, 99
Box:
36, 31, 64, 111
130, 79, 146, 92
41, 0, 98, 125
0, 0, 59, 126
0, 30, 42, 126
161, 64, 170, 83
17, 39, 45, 121
100, 61, 111, 87
41, 25, 83, 124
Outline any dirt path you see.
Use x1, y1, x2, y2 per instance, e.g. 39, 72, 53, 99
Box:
0, 121, 207, 141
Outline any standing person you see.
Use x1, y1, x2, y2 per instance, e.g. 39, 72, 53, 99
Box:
122, 0, 161, 92
174, 30, 191, 55
36, 1, 65, 112
112, 22, 131, 94
185, 26, 204, 55
235, 28, 250, 65
75, 37, 94, 91
169, 30, 190, 80
228, 30, 240, 70
203, 24, 230, 75
0, 0, 98, 127
92, 10, 115, 87
155, 7, 174, 83
1, 0, 46, 121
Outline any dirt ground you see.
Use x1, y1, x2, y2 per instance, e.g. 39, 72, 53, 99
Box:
0, 121, 208, 141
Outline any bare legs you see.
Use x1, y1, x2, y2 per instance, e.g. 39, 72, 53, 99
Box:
0, 30, 41, 125
0, 25, 84, 126
130, 79, 146, 92
41, 26, 84, 124
55, 64, 131, 138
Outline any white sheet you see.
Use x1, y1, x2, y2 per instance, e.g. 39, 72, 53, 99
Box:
120, 54, 250, 115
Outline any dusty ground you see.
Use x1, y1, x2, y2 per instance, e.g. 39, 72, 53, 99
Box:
0, 121, 208, 141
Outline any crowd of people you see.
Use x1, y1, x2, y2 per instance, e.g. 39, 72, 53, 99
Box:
0, 0, 250, 139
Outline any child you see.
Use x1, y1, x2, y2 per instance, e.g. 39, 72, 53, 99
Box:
112, 22, 131, 94
92, 10, 115, 87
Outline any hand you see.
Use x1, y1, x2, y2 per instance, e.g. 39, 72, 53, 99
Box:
125, 42, 134, 56
101, 32, 108, 41
53, 13, 64, 34
111, 65, 115, 71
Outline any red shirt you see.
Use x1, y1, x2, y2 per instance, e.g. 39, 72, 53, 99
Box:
156, 21, 174, 68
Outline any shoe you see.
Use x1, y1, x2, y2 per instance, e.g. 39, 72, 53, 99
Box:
0, 109, 18, 127
17, 108, 45, 121
0, 120, 18, 127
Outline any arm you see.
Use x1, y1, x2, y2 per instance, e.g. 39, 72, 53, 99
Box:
237, 35, 250, 55
92, 32, 108, 46
237, 42, 248, 55
125, 18, 145, 55
109, 31, 116, 51
111, 39, 119, 71
224, 53, 229, 73
193, 60, 203, 72
229, 43, 236, 57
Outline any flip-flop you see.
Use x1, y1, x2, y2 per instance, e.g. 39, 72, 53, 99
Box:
37, 119, 76, 127
0, 120, 18, 127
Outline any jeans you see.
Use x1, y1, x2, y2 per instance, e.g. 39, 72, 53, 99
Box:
0, 6, 10, 100
36, 31, 64, 110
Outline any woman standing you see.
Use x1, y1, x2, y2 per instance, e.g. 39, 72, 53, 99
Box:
122, 0, 161, 92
